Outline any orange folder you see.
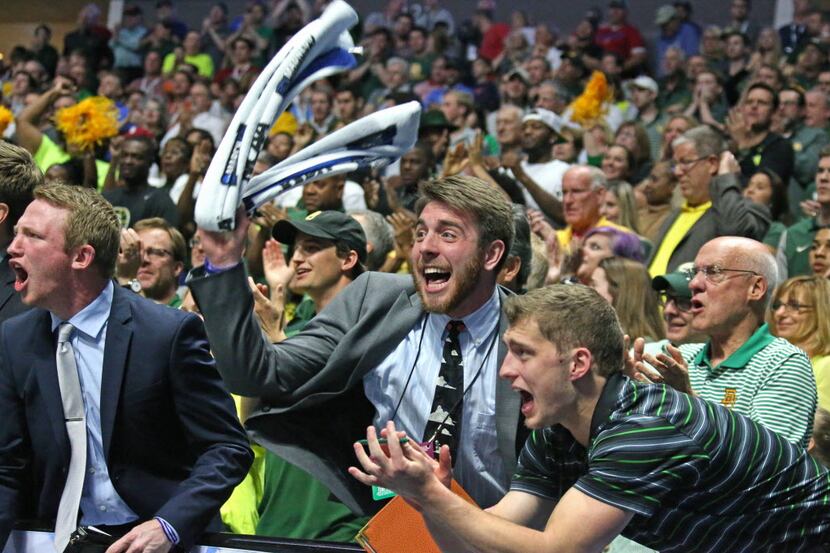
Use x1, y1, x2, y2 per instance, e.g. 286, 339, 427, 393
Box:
355, 481, 476, 553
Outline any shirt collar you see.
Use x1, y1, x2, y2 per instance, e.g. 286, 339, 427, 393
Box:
680, 200, 712, 213
51, 280, 114, 340
589, 371, 627, 443
693, 323, 775, 371
429, 286, 500, 344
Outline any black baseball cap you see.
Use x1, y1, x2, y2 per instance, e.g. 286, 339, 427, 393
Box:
273, 210, 367, 265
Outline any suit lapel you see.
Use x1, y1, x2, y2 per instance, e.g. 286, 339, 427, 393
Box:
349, 287, 422, 384
32, 312, 71, 452
647, 208, 681, 265
0, 258, 17, 313
100, 287, 133, 460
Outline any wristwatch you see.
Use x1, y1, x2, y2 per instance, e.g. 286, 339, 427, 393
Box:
127, 279, 141, 293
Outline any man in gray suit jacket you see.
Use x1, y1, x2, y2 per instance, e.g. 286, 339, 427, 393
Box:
0, 142, 40, 326
190, 175, 525, 515
647, 125, 770, 276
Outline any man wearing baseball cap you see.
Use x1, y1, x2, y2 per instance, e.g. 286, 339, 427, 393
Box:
642, 263, 706, 357
273, 210, 367, 335
628, 75, 665, 160
502, 108, 571, 223
252, 209, 371, 541
595, 0, 648, 76
655, 4, 699, 77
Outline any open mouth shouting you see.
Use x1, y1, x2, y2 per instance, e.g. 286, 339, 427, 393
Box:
517, 388, 535, 416
9, 260, 28, 293
422, 265, 452, 293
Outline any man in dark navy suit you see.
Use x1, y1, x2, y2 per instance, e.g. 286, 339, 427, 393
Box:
0, 184, 252, 552
0, 141, 40, 326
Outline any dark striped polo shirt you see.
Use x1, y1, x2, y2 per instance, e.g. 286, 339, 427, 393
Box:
511, 373, 830, 552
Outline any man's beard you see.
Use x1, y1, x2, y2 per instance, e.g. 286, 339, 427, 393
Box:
414, 251, 485, 315
142, 277, 177, 302
750, 120, 771, 134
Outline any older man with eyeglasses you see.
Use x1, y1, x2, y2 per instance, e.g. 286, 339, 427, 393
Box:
632, 236, 817, 447
647, 125, 770, 277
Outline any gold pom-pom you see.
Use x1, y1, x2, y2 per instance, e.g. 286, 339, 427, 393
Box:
568, 71, 614, 127
0, 106, 13, 136
54, 96, 120, 151
270, 111, 298, 136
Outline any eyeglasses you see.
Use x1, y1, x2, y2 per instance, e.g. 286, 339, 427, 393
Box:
660, 294, 693, 312
142, 247, 173, 259
670, 156, 707, 173
683, 265, 760, 284
771, 300, 813, 312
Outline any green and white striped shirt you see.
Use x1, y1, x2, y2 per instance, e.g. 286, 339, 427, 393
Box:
511, 373, 830, 552
679, 324, 817, 447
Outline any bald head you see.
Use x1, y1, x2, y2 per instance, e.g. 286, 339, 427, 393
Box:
700, 236, 777, 307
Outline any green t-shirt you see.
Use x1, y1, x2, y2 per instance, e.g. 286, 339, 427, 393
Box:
162, 52, 214, 77
256, 293, 367, 541
33, 134, 110, 191
256, 453, 368, 541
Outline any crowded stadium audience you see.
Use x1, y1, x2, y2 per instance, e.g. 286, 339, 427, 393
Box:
2, 0, 830, 551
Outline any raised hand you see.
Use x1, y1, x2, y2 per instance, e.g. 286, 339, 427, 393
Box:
262, 238, 294, 295
116, 228, 142, 282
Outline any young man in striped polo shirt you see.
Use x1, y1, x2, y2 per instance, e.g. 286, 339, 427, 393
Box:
637, 236, 817, 446
352, 284, 830, 552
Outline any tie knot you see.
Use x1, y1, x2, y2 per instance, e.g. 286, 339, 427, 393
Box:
58, 322, 75, 343
446, 320, 465, 335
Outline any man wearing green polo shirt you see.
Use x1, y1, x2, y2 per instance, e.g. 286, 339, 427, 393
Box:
641, 236, 816, 446
351, 284, 830, 552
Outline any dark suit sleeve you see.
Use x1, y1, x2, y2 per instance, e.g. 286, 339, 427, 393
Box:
187, 263, 371, 405
710, 173, 771, 240
0, 323, 30, 549
152, 312, 252, 548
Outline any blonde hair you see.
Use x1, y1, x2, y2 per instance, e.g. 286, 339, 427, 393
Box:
504, 284, 624, 377
600, 256, 666, 341
605, 180, 640, 234
34, 184, 120, 279
133, 217, 187, 264
767, 276, 830, 357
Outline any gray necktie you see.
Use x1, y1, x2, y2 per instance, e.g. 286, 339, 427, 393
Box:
54, 323, 87, 553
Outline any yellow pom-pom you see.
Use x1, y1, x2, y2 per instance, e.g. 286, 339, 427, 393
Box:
270, 111, 298, 136
0, 106, 13, 136
568, 71, 614, 127
54, 96, 120, 151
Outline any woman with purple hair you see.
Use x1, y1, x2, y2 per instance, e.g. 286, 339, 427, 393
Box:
575, 225, 644, 283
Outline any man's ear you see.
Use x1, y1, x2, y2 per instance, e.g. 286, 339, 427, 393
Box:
706, 154, 720, 176
70, 244, 96, 271
498, 254, 521, 285
569, 347, 593, 381
0, 202, 9, 228
340, 250, 359, 273
173, 261, 185, 279
748, 275, 767, 302
483, 240, 507, 272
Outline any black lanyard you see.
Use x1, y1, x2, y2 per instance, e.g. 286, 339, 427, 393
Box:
390, 298, 502, 437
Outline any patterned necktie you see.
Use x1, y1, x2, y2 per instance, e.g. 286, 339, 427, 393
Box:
54, 323, 87, 553
423, 320, 465, 463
